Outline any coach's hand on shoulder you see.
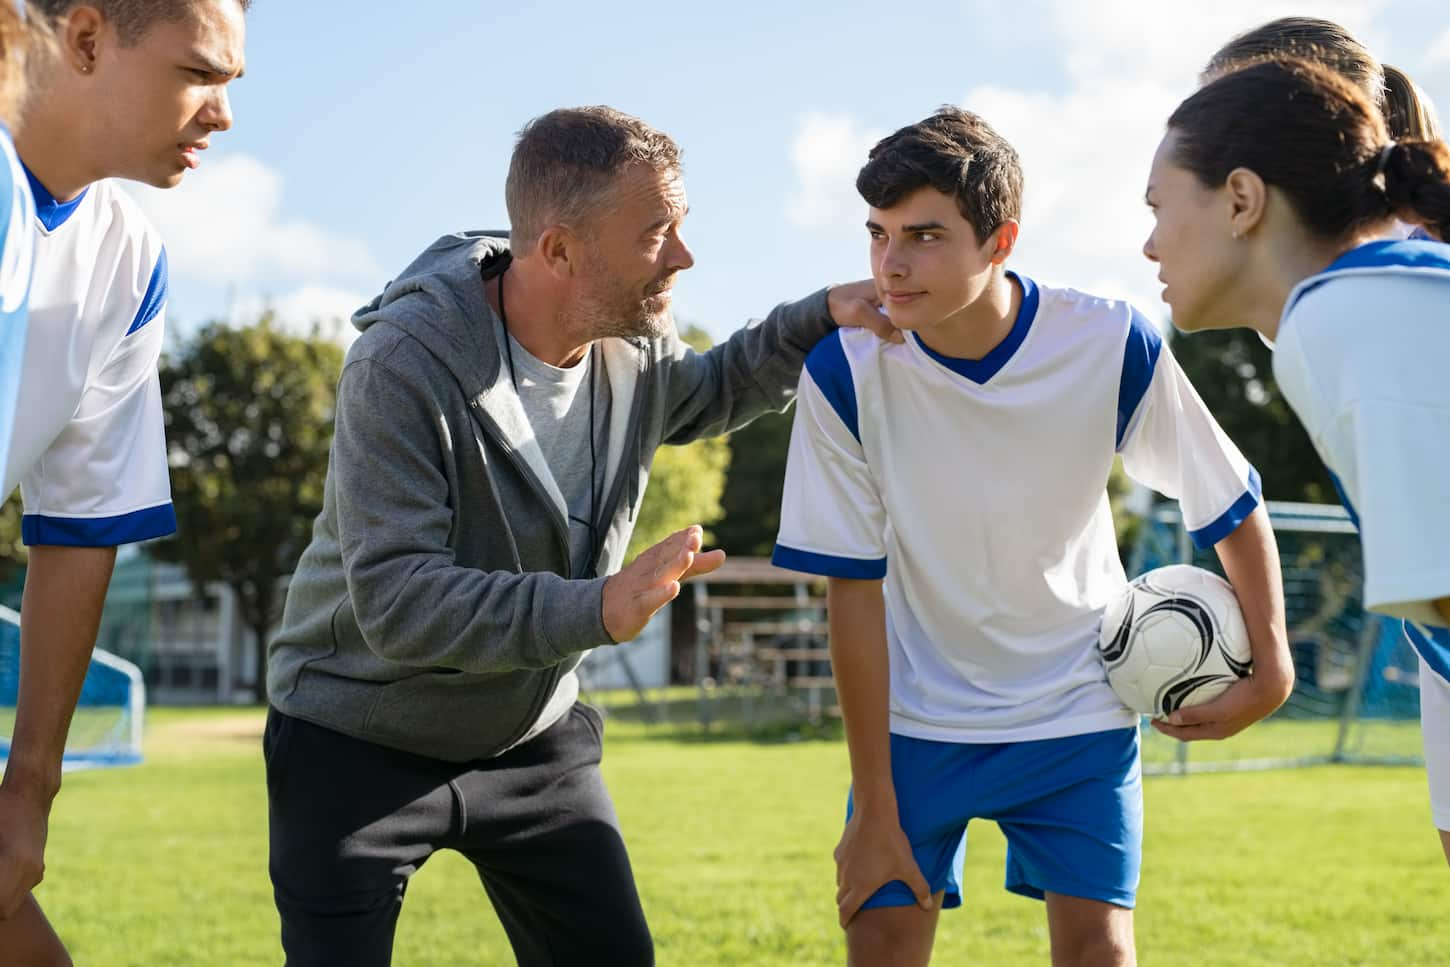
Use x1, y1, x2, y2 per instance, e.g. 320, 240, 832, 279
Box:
833, 810, 933, 928
603, 525, 725, 644
828, 280, 903, 344
1149, 670, 1292, 742
0, 784, 48, 920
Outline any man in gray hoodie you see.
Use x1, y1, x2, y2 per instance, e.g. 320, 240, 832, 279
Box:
263, 106, 893, 967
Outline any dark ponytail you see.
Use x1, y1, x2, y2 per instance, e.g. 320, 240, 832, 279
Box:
1168, 57, 1450, 243
1381, 140, 1450, 240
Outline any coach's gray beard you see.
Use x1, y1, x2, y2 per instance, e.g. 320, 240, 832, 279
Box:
571, 296, 672, 342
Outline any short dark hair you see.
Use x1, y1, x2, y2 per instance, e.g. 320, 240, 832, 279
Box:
505, 106, 682, 255
1170, 57, 1450, 241
35, 0, 250, 45
855, 106, 1023, 243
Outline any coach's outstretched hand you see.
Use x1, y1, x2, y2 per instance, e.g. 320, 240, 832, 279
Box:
603, 525, 725, 644
834, 810, 934, 927
828, 280, 903, 344
0, 783, 47, 919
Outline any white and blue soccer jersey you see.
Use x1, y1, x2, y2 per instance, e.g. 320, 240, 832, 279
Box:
0, 167, 175, 546
0, 126, 34, 486
773, 273, 1261, 743
1273, 239, 1450, 685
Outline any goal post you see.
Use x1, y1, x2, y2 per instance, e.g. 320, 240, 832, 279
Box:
0, 605, 146, 772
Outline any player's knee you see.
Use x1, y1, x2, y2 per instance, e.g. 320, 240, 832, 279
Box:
1054, 931, 1135, 967
846, 908, 933, 967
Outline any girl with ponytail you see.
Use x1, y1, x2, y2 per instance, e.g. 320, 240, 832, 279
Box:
1143, 55, 1450, 867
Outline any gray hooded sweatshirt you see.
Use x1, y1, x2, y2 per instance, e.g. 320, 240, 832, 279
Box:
267, 232, 838, 761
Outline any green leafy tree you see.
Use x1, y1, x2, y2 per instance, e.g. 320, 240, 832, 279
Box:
0, 491, 24, 593
156, 316, 344, 700
713, 408, 793, 557
625, 325, 731, 558
1168, 328, 1334, 504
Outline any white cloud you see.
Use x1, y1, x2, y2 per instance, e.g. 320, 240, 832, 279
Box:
783, 0, 1391, 323
1428, 25, 1450, 65
785, 113, 882, 230
130, 154, 379, 286
232, 284, 370, 348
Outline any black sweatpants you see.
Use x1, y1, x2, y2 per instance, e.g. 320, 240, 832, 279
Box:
264, 703, 653, 967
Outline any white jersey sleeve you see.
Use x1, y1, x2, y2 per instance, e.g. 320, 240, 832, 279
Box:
772, 332, 887, 579
1274, 260, 1450, 629
1116, 311, 1261, 549
19, 238, 175, 547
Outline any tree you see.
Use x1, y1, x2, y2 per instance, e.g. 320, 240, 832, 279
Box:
156, 316, 344, 700
713, 408, 793, 557
1168, 328, 1335, 504
625, 324, 731, 558
0, 491, 24, 593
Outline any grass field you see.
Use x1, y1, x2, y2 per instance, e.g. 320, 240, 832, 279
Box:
22, 705, 1450, 966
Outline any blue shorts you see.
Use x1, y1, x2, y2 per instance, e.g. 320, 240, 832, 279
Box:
846, 727, 1142, 911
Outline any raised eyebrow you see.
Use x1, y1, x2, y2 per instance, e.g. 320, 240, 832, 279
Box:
865, 220, 884, 231
902, 221, 946, 233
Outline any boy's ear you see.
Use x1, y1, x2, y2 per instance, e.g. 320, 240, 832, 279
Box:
987, 220, 1020, 265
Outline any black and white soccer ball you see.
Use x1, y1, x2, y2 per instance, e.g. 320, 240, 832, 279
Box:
1098, 564, 1253, 719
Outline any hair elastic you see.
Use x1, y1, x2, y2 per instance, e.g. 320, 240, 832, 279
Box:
1375, 142, 1399, 179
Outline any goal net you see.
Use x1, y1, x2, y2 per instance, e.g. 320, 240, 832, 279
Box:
0, 606, 145, 772
1129, 500, 1423, 775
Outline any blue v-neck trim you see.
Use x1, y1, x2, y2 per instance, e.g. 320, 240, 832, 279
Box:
22, 161, 89, 231
912, 271, 1039, 385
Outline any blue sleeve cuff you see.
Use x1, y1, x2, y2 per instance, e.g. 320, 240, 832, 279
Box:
771, 543, 886, 579
22, 504, 178, 547
1187, 468, 1262, 549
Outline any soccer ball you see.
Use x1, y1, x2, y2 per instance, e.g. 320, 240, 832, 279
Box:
1098, 564, 1253, 719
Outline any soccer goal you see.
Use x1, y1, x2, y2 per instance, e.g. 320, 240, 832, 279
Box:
1129, 500, 1423, 775
0, 606, 146, 772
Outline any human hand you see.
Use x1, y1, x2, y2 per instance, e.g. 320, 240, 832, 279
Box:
0, 784, 49, 920
833, 810, 932, 928
602, 525, 725, 643
1149, 672, 1290, 742
828, 280, 902, 344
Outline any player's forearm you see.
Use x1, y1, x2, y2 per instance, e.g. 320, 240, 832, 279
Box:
1, 545, 116, 805
827, 577, 896, 814
1214, 506, 1294, 707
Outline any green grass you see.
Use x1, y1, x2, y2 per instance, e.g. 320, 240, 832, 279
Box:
19, 706, 1450, 965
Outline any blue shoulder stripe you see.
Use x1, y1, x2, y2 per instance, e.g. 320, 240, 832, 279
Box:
1116, 307, 1163, 451
126, 248, 168, 336
804, 329, 860, 444
1288, 239, 1450, 314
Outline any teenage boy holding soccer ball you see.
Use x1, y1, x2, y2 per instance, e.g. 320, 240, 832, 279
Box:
772, 108, 1293, 966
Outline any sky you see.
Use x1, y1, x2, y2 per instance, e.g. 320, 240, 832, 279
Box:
131, 0, 1450, 348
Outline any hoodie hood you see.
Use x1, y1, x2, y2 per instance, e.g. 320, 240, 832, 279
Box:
351, 230, 512, 397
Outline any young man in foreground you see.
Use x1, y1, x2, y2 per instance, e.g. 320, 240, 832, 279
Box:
773, 107, 1292, 966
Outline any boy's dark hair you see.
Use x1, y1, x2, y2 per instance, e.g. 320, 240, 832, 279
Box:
35, 0, 251, 45
856, 106, 1023, 243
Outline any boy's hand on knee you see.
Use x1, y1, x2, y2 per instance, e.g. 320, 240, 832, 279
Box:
833, 811, 932, 928
0, 785, 48, 919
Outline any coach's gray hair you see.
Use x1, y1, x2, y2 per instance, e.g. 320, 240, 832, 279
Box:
505, 106, 682, 256
33, 0, 250, 45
